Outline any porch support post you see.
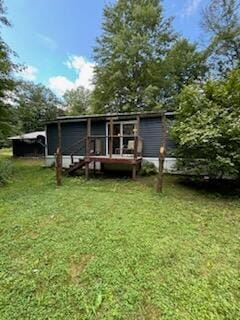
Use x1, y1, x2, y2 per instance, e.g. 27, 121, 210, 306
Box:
85, 118, 91, 179
134, 115, 140, 160
156, 113, 167, 193
109, 117, 113, 158
132, 162, 137, 180
132, 115, 140, 180
56, 120, 62, 186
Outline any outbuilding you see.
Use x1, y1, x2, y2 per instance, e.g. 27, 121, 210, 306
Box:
9, 131, 46, 158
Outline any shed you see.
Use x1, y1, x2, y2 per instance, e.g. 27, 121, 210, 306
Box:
9, 131, 46, 157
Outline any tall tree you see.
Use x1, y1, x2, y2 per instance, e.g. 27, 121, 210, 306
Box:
155, 38, 207, 106
63, 86, 91, 115
92, 0, 175, 113
15, 81, 64, 133
202, 0, 240, 76
0, 0, 18, 144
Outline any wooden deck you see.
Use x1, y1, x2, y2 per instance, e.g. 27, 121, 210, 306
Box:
83, 155, 142, 179
84, 155, 142, 165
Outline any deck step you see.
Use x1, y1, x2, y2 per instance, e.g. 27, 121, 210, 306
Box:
67, 159, 86, 174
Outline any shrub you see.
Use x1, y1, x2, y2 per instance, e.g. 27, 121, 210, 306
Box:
172, 68, 240, 180
140, 160, 158, 176
0, 160, 13, 185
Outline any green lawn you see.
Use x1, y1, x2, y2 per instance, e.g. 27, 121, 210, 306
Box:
0, 151, 240, 319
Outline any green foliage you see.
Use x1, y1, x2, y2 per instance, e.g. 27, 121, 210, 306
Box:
202, 0, 240, 76
92, 0, 176, 113
0, 159, 12, 185
160, 38, 207, 107
0, 154, 239, 319
15, 81, 65, 132
140, 160, 157, 176
0, 0, 19, 144
92, 0, 207, 113
172, 68, 240, 179
63, 86, 92, 115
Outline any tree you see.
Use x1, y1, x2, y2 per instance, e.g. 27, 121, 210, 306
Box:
171, 68, 240, 179
0, 0, 18, 145
63, 86, 91, 115
15, 81, 64, 133
92, 0, 175, 113
156, 38, 207, 107
202, 0, 240, 76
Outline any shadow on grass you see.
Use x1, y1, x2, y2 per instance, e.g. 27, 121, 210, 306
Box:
177, 176, 240, 199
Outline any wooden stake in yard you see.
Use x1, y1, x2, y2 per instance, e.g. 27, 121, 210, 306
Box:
132, 115, 140, 180
56, 120, 62, 186
109, 117, 113, 159
85, 117, 91, 179
156, 113, 167, 193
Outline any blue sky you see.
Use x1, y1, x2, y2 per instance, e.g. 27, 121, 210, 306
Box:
2, 0, 209, 96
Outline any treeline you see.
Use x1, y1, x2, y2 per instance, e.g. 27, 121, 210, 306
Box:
0, 0, 240, 178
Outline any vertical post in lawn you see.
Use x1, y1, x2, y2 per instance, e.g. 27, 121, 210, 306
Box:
56, 120, 62, 186
85, 117, 91, 179
132, 115, 140, 180
156, 113, 167, 193
109, 117, 113, 159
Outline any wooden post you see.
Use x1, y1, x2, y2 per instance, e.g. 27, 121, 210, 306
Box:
56, 120, 62, 186
134, 115, 140, 159
85, 118, 91, 179
156, 113, 167, 193
132, 163, 137, 180
109, 117, 113, 158
132, 115, 140, 180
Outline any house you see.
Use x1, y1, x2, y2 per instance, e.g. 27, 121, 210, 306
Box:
45, 111, 176, 178
9, 131, 46, 158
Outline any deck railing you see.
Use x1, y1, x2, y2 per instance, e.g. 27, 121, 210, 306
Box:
58, 134, 143, 166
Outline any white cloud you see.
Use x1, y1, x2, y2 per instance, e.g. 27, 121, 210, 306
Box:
19, 65, 38, 81
48, 76, 75, 96
37, 33, 58, 50
48, 55, 95, 96
182, 0, 202, 17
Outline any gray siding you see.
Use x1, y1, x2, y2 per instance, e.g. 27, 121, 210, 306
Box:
47, 120, 106, 155
140, 117, 175, 158
47, 116, 175, 157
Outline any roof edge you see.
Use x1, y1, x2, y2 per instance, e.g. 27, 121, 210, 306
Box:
45, 111, 175, 124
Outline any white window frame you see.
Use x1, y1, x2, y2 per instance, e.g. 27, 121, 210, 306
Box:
105, 120, 137, 156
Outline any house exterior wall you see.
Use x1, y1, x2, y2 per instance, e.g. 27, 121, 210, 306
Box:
140, 117, 175, 158
47, 120, 106, 156
47, 116, 175, 157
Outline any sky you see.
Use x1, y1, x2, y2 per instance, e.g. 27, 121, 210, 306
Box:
2, 0, 209, 97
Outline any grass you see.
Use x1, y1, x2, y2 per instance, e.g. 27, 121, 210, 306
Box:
0, 149, 240, 319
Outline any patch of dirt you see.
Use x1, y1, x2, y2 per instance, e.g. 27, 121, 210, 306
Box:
141, 304, 162, 320
137, 296, 162, 320
68, 254, 93, 284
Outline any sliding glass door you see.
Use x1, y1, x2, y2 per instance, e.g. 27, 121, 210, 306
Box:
107, 121, 136, 155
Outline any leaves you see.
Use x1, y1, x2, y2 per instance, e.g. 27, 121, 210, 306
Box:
15, 81, 64, 132
172, 68, 240, 179
63, 86, 92, 115
202, 0, 240, 76
92, 0, 176, 113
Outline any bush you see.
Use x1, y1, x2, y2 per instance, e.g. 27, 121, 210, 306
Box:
140, 160, 158, 176
172, 68, 240, 180
0, 160, 13, 185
